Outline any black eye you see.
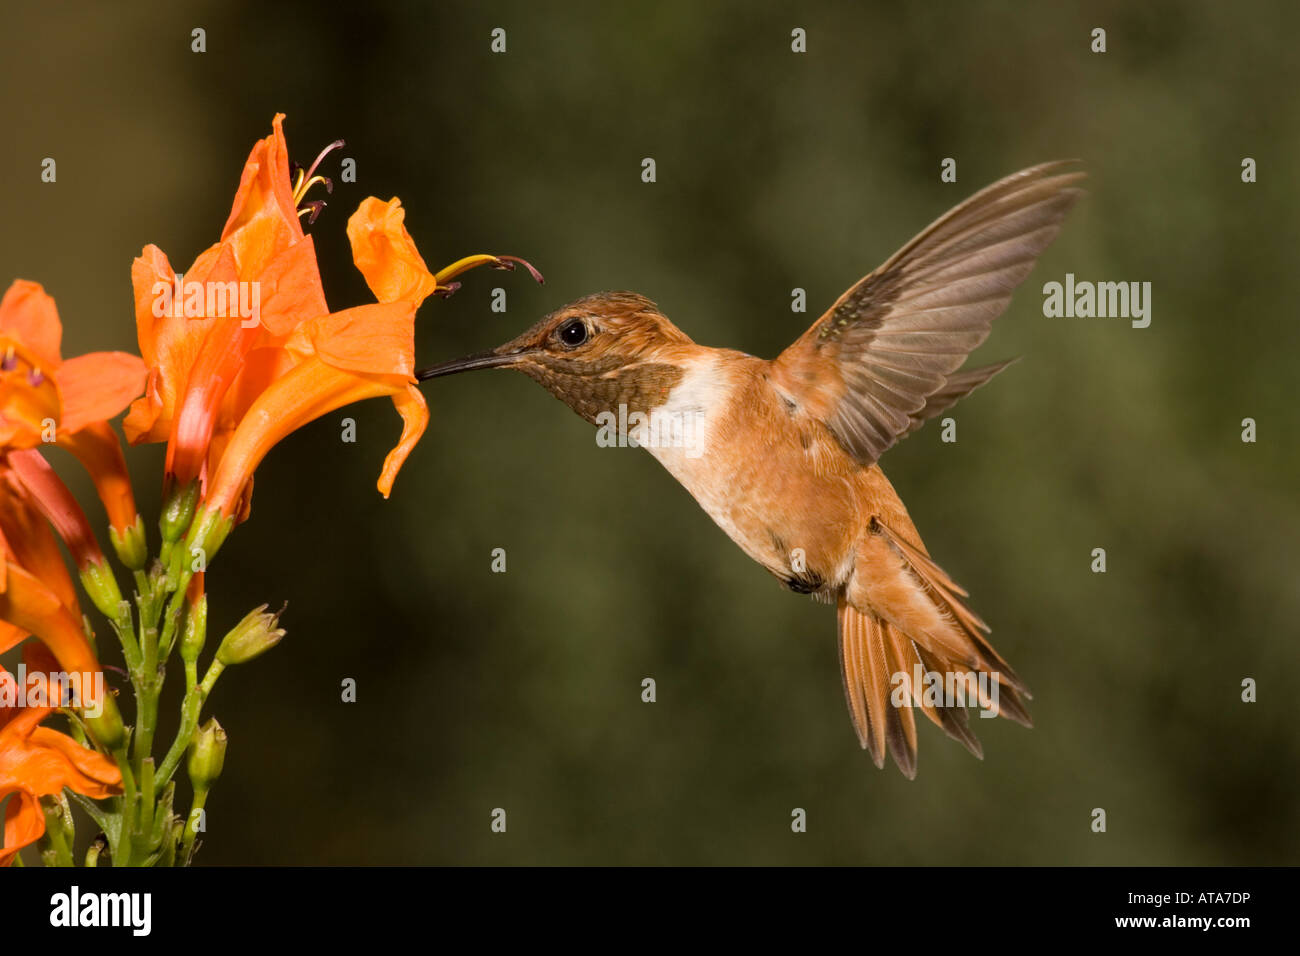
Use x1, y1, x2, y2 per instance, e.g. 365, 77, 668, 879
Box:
557, 319, 588, 347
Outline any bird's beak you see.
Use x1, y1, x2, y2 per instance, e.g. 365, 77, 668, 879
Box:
416, 347, 528, 381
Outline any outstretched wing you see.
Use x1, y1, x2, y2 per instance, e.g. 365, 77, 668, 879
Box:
771, 162, 1084, 466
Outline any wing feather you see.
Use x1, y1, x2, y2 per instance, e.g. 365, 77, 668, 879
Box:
772, 162, 1084, 465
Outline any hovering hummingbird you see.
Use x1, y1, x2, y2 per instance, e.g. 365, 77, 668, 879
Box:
419, 162, 1084, 776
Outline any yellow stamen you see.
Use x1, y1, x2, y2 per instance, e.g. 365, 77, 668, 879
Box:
434, 255, 507, 285
292, 173, 333, 207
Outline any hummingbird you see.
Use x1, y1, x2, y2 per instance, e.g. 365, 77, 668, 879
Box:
419, 162, 1084, 777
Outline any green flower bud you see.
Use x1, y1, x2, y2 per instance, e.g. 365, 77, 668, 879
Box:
180, 594, 209, 666
215, 604, 285, 666
161, 481, 200, 545
109, 515, 148, 570
85, 690, 126, 752
79, 560, 124, 621
188, 718, 228, 792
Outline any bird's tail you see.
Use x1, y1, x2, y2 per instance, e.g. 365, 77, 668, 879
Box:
837, 518, 1031, 778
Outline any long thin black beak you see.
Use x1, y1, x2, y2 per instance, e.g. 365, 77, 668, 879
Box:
416, 350, 524, 381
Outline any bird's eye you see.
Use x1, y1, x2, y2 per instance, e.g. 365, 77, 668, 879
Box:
557, 319, 589, 348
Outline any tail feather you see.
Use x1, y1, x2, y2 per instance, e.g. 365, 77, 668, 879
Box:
912, 642, 985, 759
871, 517, 1030, 695
880, 620, 920, 778
839, 602, 919, 777
837, 599, 879, 764
837, 517, 1031, 775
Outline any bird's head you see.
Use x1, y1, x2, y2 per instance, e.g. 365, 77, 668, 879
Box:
417, 291, 694, 424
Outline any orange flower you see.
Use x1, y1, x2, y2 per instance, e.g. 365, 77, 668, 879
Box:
0, 543, 123, 756
198, 196, 535, 523
0, 664, 121, 866
124, 113, 329, 493
123, 116, 540, 559
0, 280, 145, 537
121, 115, 541, 552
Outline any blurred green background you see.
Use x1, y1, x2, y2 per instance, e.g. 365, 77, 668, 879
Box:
1, 0, 1297, 864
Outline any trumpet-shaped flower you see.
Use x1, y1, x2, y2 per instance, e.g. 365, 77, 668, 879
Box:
0, 280, 145, 538
0, 664, 121, 866
124, 114, 329, 493
199, 196, 540, 525
127, 115, 540, 535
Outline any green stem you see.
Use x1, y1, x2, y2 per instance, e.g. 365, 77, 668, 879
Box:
37, 799, 75, 867
157, 590, 186, 663
156, 660, 224, 789
112, 748, 137, 866
109, 600, 142, 673
133, 625, 159, 766
180, 790, 208, 865
130, 758, 157, 863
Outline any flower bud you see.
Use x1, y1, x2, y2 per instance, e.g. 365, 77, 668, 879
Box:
85, 690, 126, 752
160, 481, 200, 545
108, 515, 148, 570
180, 594, 209, 666
187, 718, 227, 792
215, 604, 285, 666
79, 560, 125, 621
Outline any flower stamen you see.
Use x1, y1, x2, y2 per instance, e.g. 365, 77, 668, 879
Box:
297, 200, 328, 225
291, 138, 346, 206
492, 255, 545, 284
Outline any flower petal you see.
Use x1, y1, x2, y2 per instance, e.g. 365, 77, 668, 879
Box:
0, 791, 44, 866
0, 472, 82, 613
0, 345, 60, 449
378, 383, 429, 497
126, 243, 234, 444
0, 623, 26, 656
27, 727, 121, 794
347, 197, 439, 307
129, 244, 176, 368
302, 301, 417, 379
54, 351, 146, 435
0, 280, 62, 369
253, 233, 328, 337
0, 561, 94, 677
204, 357, 399, 517
220, 113, 303, 256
